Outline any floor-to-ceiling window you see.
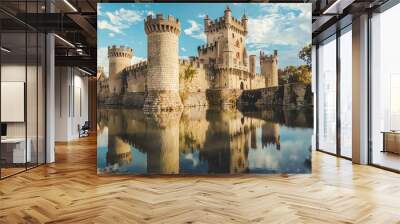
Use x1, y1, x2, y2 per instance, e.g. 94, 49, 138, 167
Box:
317, 35, 337, 154
370, 3, 400, 171
339, 26, 352, 158
0, 0, 46, 179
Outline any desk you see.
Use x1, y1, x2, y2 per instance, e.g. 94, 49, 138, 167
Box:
382, 131, 400, 154
1, 138, 31, 164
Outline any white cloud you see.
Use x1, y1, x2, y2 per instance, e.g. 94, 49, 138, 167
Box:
97, 47, 109, 77
108, 33, 115, 37
181, 47, 186, 52
246, 3, 311, 67
184, 20, 206, 42
98, 8, 144, 34
184, 20, 201, 35
146, 10, 155, 16
105, 8, 142, 26
98, 20, 122, 34
97, 4, 102, 16
198, 14, 206, 19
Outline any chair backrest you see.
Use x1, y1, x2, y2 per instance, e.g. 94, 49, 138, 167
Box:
82, 121, 90, 129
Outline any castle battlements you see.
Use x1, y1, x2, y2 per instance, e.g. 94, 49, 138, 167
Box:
197, 42, 218, 53
108, 45, 133, 58
260, 50, 278, 63
100, 8, 276, 101
204, 6, 247, 34
124, 61, 148, 73
145, 14, 180, 35
179, 57, 203, 69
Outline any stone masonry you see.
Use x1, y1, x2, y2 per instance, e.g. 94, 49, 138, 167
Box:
143, 14, 183, 112
98, 7, 281, 109
108, 45, 133, 95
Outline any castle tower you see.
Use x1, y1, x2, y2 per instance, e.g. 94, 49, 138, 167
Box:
249, 55, 256, 74
143, 14, 183, 112
260, 50, 279, 87
108, 45, 133, 95
202, 7, 249, 68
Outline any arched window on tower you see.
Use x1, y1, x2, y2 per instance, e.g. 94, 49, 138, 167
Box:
236, 52, 240, 59
235, 40, 240, 47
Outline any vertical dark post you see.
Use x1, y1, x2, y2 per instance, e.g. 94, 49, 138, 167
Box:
315, 44, 319, 151
336, 28, 341, 157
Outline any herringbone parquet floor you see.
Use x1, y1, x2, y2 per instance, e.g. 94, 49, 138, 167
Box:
1, 135, 400, 224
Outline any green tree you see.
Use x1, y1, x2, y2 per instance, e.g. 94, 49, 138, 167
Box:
298, 44, 311, 68
180, 65, 197, 81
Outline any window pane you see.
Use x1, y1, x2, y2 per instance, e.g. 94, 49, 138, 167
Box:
371, 3, 400, 171
340, 28, 352, 158
1, 31, 27, 177
317, 36, 337, 154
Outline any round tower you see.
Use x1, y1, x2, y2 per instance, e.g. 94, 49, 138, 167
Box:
108, 45, 133, 95
249, 55, 257, 74
224, 6, 232, 23
260, 50, 279, 87
143, 14, 182, 112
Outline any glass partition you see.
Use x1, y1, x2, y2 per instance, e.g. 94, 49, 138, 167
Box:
1, 31, 28, 177
0, 1, 46, 179
339, 26, 352, 158
317, 35, 337, 154
370, 3, 400, 171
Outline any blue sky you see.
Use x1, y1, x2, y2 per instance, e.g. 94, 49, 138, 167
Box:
98, 3, 311, 76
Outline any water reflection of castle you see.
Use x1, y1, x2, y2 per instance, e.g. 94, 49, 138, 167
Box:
98, 107, 311, 174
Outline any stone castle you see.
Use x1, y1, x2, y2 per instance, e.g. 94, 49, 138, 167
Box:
98, 7, 279, 111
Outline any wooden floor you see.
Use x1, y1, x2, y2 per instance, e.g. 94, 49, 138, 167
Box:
1, 135, 400, 224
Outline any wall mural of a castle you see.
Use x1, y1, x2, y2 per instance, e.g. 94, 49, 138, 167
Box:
97, 3, 313, 175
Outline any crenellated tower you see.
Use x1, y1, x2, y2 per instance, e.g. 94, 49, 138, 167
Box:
260, 50, 279, 87
202, 6, 249, 69
143, 14, 183, 112
108, 45, 133, 95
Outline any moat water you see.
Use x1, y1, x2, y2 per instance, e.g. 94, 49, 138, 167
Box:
97, 106, 313, 174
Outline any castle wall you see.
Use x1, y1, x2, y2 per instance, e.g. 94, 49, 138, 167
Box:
179, 62, 209, 107
198, 43, 219, 65
126, 68, 147, 93
237, 83, 313, 108
250, 75, 266, 89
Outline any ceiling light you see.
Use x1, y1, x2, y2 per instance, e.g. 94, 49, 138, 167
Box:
54, 34, 75, 48
63, 0, 78, 12
323, 0, 355, 15
78, 67, 93, 76
1, 47, 11, 53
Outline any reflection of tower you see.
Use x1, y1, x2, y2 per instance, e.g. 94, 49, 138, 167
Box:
143, 14, 183, 112
146, 112, 181, 174
262, 122, 281, 149
107, 136, 132, 166
260, 50, 278, 87
230, 130, 249, 174
251, 127, 257, 149
108, 45, 133, 95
